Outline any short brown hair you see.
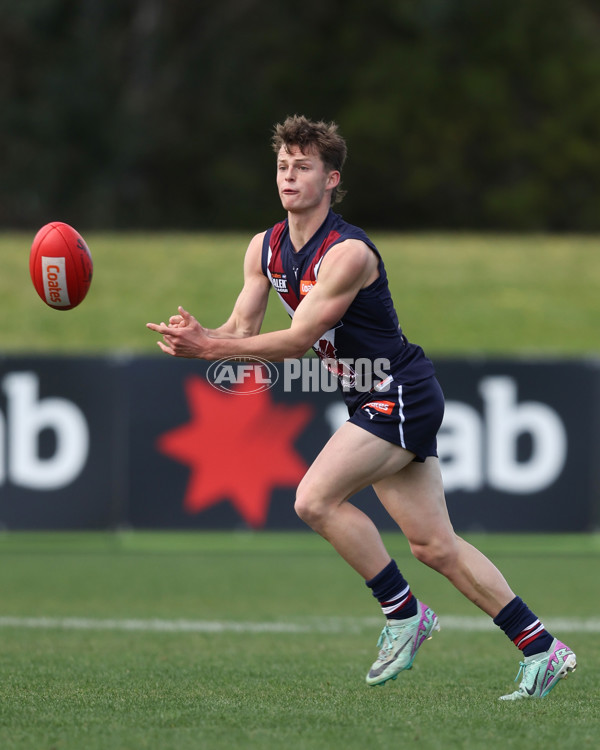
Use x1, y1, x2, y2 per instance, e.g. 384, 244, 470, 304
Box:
272, 115, 347, 204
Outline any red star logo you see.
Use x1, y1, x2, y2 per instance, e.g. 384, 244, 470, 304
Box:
156, 375, 314, 527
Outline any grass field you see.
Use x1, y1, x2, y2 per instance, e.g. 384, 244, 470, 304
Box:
0, 531, 598, 750
2, 231, 600, 356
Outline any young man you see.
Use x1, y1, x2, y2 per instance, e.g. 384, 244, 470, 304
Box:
147, 115, 576, 699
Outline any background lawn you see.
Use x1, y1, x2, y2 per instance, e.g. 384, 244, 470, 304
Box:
2, 231, 599, 356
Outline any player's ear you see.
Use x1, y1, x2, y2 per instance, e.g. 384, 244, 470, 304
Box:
327, 170, 341, 189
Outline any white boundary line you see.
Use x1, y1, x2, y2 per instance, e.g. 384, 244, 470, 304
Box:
0, 615, 598, 634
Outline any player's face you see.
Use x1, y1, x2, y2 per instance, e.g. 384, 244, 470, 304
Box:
276, 145, 339, 214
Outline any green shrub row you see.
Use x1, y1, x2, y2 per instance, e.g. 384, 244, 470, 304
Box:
3, 0, 600, 230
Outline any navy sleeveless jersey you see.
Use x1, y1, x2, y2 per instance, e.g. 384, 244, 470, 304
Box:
261, 210, 435, 411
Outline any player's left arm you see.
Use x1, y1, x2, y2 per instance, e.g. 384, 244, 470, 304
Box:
147, 239, 378, 361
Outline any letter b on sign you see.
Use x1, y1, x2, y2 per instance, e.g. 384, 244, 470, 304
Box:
481, 376, 567, 493
1, 372, 89, 489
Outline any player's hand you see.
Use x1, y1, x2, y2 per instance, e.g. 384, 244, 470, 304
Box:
146, 306, 211, 358
168, 313, 186, 327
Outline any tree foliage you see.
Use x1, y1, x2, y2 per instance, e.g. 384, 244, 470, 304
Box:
2, 0, 600, 230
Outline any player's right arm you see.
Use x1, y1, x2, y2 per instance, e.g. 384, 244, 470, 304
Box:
169, 232, 271, 339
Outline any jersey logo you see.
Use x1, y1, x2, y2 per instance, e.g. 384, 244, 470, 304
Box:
314, 336, 357, 389
271, 273, 288, 293
300, 279, 316, 296
361, 400, 395, 416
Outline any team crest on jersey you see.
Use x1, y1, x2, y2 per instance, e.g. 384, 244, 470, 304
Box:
271, 272, 288, 293
300, 279, 316, 296
314, 337, 337, 361
361, 400, 395, 415
314, 336, 357, 389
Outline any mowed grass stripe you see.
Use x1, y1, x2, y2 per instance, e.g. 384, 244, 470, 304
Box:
1, 614, 599, 633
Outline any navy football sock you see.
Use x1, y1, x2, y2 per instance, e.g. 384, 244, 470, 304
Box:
493, 596, 554, 656
366, 559, 418, 620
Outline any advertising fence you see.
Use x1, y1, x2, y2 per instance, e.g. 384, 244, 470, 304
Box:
0, 355, 598, 532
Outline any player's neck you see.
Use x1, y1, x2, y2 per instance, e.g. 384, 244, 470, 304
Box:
287, 204, 331, 252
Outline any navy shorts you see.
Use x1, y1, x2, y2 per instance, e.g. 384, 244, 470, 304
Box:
347, 375, 445, 462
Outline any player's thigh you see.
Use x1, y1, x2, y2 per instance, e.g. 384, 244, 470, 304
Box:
373, 457, 455, 544
299, 420, 416, 504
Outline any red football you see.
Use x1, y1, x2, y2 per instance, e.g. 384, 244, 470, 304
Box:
30, 222, 93, 310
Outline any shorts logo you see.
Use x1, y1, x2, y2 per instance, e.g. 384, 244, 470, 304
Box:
271, 273, 288, 293
362, 400, 395, 415
300, 279, 316, 296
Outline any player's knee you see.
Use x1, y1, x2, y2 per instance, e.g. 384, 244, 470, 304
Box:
410, 535, 458, 574
294, 491, 319, 527
294, 482, 327, 528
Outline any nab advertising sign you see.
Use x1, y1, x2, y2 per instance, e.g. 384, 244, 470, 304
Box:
125, 357, 600, 532
0, 356, 598, 531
